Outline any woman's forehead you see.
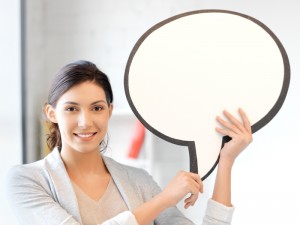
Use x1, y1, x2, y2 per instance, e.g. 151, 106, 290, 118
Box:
58, 81, 106, 104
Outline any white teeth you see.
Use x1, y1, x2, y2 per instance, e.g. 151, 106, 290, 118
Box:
76, 133, 94, 138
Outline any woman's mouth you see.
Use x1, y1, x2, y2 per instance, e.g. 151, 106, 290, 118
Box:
74, 132, 97, 140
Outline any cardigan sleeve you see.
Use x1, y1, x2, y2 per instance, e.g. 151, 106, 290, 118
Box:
202, 199, 235, 225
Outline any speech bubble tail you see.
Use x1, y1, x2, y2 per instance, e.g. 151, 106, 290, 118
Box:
201, 155, 220, 181
196, 135, 231, 181
187, 141, 198, 174
196, 136, 231, 181
195, 136, 222, 181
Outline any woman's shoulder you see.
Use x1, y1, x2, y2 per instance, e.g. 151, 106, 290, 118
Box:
7, 148, 64, 185
5, 159, 48, 205
6, 158, 45, 185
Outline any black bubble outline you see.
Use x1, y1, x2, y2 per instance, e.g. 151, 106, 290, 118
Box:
124, 9, 290, 180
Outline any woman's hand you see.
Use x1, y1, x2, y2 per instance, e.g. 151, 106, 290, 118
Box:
159, 171, 203, 209
215, 108, 253, 167
133, 171, 202, 225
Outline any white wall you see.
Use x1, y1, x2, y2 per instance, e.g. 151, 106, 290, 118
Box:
0, 0, 22, 224
3, 0, 300, 224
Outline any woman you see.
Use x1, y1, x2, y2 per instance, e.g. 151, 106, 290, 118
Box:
6, 60, 252, 225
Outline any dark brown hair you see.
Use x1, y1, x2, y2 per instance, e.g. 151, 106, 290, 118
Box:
45, 60, 113, 151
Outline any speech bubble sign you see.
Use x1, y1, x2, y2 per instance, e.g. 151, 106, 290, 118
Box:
124, 10, 290, 180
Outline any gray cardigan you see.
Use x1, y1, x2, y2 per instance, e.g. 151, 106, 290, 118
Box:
6, 148, 234, 225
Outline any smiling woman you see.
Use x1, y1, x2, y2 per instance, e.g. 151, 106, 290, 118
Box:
5, 60, 252, 225
45, 81, 113, 155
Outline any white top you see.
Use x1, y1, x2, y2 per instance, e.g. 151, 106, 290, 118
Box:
72, 178, 129, 225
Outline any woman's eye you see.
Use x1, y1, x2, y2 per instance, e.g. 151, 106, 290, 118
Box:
66, 107, 77, 112
93, 106, 103, 111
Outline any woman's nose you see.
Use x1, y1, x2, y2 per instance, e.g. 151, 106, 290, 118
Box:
78, 111, 92, 129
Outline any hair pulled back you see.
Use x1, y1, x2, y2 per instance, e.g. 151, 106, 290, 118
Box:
45, 60, 113, 151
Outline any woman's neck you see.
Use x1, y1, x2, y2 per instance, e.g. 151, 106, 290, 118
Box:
60, 148, 108, 177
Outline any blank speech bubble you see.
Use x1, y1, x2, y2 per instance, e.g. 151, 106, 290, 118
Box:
124, 10, 290, 180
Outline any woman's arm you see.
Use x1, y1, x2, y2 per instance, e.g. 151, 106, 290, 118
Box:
200, 108, 252, 225
213, 108, 252, 206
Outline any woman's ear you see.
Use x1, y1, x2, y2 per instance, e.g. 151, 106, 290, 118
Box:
109, 103, 113, 118
44, 104, 57, 123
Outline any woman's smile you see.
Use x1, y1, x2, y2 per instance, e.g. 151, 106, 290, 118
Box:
74, 132, 97, 140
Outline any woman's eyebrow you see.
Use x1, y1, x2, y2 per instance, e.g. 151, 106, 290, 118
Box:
91, 100, 107, 105
62, 100, 107, 105
63, 101, 79, 105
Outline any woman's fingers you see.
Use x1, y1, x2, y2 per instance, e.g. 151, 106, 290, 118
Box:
179, 171, 203, 197
215, 126, 235, 138
184, 192, 199, 209
162, 171, 203, 208
238, 108, 252, 134
221, 110, 245, 133
182, 172, 203, 208
216, 116, 241, 136
216, 108, 252, 137
189, 172, 203, 193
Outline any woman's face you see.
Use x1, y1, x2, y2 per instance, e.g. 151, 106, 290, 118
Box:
47, 81, 113, 154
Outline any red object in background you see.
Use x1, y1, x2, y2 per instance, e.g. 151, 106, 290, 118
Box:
127, 120, 146, 159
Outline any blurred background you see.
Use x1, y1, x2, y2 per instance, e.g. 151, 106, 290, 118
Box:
1, 0, 300, 224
